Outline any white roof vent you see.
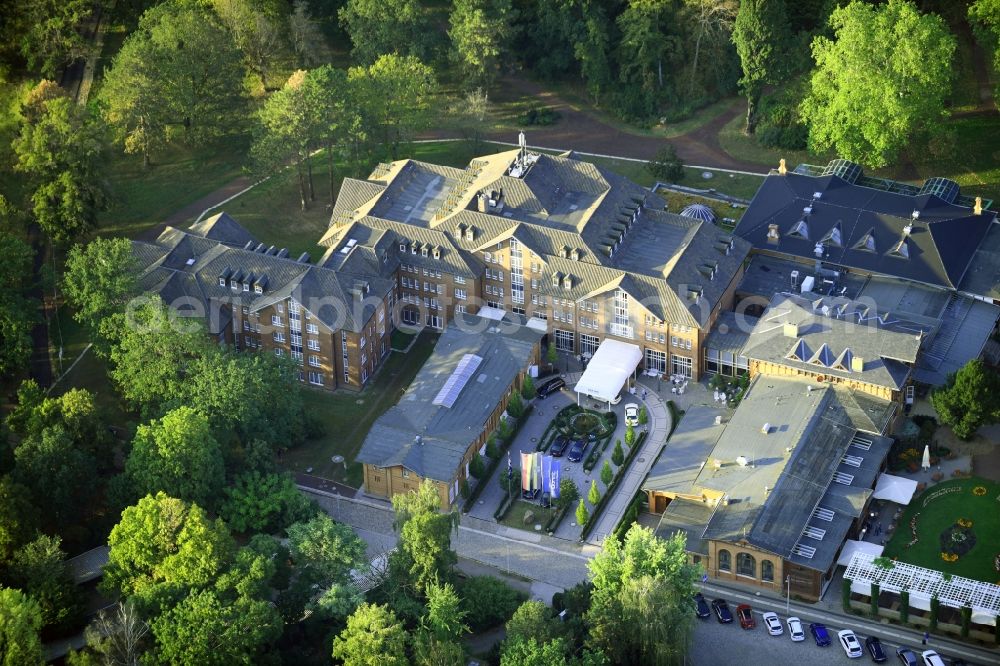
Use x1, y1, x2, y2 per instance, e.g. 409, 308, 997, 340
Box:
813, 191, 823, 199
761, 423, 771, 434
911, 210, 920, 220
736, 455, 751, 467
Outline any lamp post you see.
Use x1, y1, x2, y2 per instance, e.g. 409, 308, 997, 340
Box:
786, 575, 791, 615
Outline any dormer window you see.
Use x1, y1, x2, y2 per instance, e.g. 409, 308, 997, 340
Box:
243, 282, 249, 292
254, 284, 263, 294
552, 271, 561, 287
411, 245, 417, 255
465, 227, 474, 241
789, 219, 809, 240
421, 247, 428, 257
570, 249, 580, 261
888, 237, 909, 259
219, 277, 226, 286
854, 228, 876, 252
562, 275, 572, 289
432, 247, 441, 259
767, 224, 780, 241
822, 223, 843, 247
399, 243, 406, 252
230, 279, 239, 290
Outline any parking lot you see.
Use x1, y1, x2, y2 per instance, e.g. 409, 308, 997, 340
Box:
690, 605, 971, 666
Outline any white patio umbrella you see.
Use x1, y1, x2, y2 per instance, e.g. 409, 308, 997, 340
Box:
921, 444, 931, 471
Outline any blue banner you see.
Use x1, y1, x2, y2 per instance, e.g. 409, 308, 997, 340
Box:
541, 455, 551, 497
549, 457, 561, 498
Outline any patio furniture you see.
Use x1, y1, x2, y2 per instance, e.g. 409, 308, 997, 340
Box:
671, 387, 677, 394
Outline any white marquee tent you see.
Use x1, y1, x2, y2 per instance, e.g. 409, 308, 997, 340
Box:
871, 473, 918, 505
573, 339, 642, 405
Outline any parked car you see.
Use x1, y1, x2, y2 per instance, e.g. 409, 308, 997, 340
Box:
838, 630, 863, 658
865, 636, 887, 663
550, 435, 570, 457
896, 647, 919, 666
809, 623, 831, 647
624, 403, 639, 426
537, 377, 566, 398
920, 651, 945, 666
567, 439, 587, 463
610, 392, 623, 405
693, 593, 710, 619
736, 604, 755, 630
786, 616, 805, 642
711, 598, 733, 624
761, 612, 782, 636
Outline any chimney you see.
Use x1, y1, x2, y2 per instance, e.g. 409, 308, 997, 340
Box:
477, 192, 488, 213
767, 223, 780, 243
778, 158, 787, 175
783, 322, 799, 338
850, 356, 864, 373
974, 197, 983, 215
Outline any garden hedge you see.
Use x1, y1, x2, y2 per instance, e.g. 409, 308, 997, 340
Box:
581, 431, 648, 541
463, 404, 533, 513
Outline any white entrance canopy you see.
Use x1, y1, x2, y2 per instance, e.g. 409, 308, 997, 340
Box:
477, 306, 506, 321
574, 339, 642, 403
837, 539, 884, 568
871, 473, 918, 505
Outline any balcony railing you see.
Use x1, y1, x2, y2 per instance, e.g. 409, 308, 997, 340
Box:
609, 322, 634, 339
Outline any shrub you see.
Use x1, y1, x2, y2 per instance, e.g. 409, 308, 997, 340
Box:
485, 437, 499, 460
638, 406, 648, 426
521, 376, 535, 400
469, 453, 485, 479
612, 440, 624, 466
842, 579, 852, 611
507, 392, 524, 419
624, 424, 635, 448
587, 479, 600, 505
556, 478, 579, 511
575, 499, 589, 526
900, 589, 909, 623
870, 583, 880, 617
461, 478, 470, 499
519, 106, 561, 126
646, 144, 684, 182
303, 412, 327, 439
600, 460, 613, 487
459, 576, 527, 632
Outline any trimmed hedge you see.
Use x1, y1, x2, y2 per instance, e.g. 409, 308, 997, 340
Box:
544, 504, 569, 533
494, 492, 515, 521
463, 404, 533, 513
582, 413, 617, 473
612, 491, 645, 541
580, 430, 648, 541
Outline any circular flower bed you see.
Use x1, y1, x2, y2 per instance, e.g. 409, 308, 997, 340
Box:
939, 523, 977, 559
957, 518, 973, 528
973, 486, 987, 496
570, 412, 601, 436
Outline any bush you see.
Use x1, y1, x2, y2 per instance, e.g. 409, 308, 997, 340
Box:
303, 412, 327, 440
646, 144, 684, 182
459, 576, 527, 632
521, 376, 535, 400
519, 106, 561, 126
507, 392, 524, 419
612, 440, 624, 466
469, 453, 485, 479
485, 437, 499, 460
758, 123, 808, 150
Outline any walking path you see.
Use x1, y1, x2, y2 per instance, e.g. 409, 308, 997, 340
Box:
577, 372, 672, 545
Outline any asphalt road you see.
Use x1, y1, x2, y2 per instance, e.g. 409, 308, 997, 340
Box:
690, 605, 972, 666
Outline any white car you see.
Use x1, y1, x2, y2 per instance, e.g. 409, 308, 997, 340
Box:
786, 616, 805, 642
762, 612, 783, 636
624, 403, 640, 426
838, 629, 863, 658
920, 651, 945, 666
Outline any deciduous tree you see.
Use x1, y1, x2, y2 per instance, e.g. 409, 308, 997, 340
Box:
0, 476, 37, 564
219, 471, 317, 534
125, 407, 225, 508
16, 0, 94, 78
0, 586, 44, 666
969, 0, 1000, 100
102, 492, 236, 608
339, 0, 432, 65
208, 0, 289, 89
799, 0, 956, 167
287, 514, 367, 584
251, 70, 316, 209
8, 534, 83, 632
99, 1, 248, 153
449, 0, 516, 88
600, 460, 613, 487
149, 588, 282, 665
575, 498, 589, 526
414, 580, 467, 665
616, 0, 685, 118
14, 85, 109, 243
348, 54, 437, 160
391, 480, 458, 596
14, 424, 97, 532
0, 231, 36, 377
63, 237, 137, 348
332, 603, 409, 666
732, 0, 789, 134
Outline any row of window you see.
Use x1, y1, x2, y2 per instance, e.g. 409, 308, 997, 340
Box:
717, 550, 775, 582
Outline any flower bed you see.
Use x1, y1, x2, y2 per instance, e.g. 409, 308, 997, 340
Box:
939, 523, 977, 559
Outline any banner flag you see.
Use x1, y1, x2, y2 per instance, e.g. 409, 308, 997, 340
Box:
533, 452, 543, 493
549, 457, 561, 498
520, 452, 531, 492
541, 455, 551, 497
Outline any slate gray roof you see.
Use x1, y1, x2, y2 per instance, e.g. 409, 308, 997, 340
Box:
132, 216, 393, 334
643, 405, 725, 496
704, 311, 755, 356
959, 221, 1000, 300
734, 168, 997, 289
742, 293, 925, 391
320, 149, 750, 328
655, 500, 713, 556
355, 314, 543, 482
697, 376, 894, 572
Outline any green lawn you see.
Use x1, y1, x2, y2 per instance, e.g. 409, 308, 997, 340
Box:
657, 189, 748, 228
498, 499, 557, 532
278, 329, 439, 486
882, 478, 1000, 584
98, 135, 251, 239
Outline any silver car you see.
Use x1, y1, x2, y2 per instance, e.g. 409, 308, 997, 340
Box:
838, 629, 863, 658
762, 612, 783, 636
786, 616, 805, 642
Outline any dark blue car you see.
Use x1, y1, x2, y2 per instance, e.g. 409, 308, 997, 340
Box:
694, 593, 710, 619
711, 598, 733, 624
809, 623, 831, 647
567, 439, 586, 462
550, 435, 570, 457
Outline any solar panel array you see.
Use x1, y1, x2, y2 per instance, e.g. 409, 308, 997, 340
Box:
432, 354, 484, 408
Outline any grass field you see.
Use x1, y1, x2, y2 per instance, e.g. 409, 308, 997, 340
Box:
657, 189, 748, 228
498, 499, 557, 532
278, 329, 438, 486
882, 478, 1000, 584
